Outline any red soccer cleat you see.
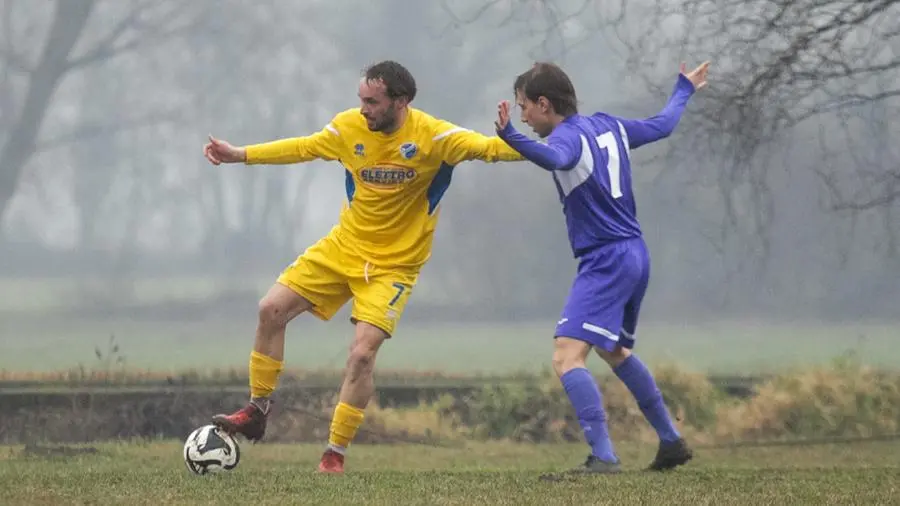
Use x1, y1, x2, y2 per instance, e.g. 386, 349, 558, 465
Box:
317, 449, 345, 474
211, 401, 269, 442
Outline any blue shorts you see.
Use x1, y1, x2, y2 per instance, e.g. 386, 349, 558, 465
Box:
554, 237, 650, 352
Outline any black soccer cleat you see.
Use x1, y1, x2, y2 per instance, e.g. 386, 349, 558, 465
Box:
647, 438, 693, 471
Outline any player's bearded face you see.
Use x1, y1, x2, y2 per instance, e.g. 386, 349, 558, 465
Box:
369, 101, 399, 132
515, 90, 553, 138
359, 79, 401, 132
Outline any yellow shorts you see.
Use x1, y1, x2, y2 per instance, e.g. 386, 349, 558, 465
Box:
276, 232, 419, 337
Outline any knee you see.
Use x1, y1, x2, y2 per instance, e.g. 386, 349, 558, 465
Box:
552, 340, 588, 377
551, 349, 568, 376
347, 341, 378, 373
596, 346, 631, 368
346, 325, 385, 373
257, 297, 287, 329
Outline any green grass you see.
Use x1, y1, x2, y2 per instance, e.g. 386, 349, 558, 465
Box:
0, 276, 260, 313
1, 441, 897, 505
1, 314, 898, 376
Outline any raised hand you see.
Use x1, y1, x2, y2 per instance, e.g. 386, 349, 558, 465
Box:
680, 61, 710, 91
203, 135, 247, 165
495, 100, 511, 132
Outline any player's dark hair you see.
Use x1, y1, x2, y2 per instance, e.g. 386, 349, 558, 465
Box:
364, 60, 417, 103
514, 62, 578, 116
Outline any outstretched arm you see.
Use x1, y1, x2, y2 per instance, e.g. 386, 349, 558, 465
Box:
612, 61, 710, 149
495, 120, 580, 172
244, 123, 343, 165
434, 121, 525, 165
203, 120, 343, 166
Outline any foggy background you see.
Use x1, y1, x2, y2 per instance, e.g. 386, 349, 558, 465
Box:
1, 0, 898, 373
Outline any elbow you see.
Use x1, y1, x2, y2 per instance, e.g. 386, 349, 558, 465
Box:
543, 153, 577, 172
538, 159, 570, 172
656, 122, 678, 140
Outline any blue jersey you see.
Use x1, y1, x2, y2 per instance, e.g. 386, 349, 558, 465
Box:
498, 74, 696, 257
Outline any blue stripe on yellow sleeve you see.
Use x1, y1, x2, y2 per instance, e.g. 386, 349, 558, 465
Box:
345, 169, 356, 205
426, 162, 455, 214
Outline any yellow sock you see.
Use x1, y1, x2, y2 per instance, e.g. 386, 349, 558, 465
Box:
328, 402, 365, 449
249, 350, 284, 399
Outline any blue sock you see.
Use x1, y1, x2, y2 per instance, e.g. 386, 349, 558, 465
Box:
614, 354, 681, 443
560, 367, 617, 463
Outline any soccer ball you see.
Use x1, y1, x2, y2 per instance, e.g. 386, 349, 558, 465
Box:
183, 424, 240, 475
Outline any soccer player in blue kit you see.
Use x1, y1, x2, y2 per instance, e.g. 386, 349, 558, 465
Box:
495, 60, 710, 475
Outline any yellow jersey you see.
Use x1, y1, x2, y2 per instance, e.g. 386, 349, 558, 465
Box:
245, 107, 523, 268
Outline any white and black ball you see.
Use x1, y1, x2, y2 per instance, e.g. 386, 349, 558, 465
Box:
183, 424, 240, 475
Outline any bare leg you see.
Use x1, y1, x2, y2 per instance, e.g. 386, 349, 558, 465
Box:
211, 282, 313, 441
593, 345, 631, 369
552, 336, 593, 377
321, 321, 389, 467
339, 321, 388, 408
255, 282, 313, 361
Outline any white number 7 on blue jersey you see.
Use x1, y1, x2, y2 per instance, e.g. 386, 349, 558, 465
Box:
595, 132, 624, 199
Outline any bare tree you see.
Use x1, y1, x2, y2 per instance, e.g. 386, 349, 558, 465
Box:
177, 2, 347, 279
446, 0, 900, 257
0, 0, 208, 226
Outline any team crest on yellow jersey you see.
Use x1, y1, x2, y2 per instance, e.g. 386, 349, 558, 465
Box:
359, 164, 417, 186
399, 142, 418, 159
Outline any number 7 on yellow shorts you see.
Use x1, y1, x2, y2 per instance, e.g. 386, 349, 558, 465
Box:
349, 270, 417, 337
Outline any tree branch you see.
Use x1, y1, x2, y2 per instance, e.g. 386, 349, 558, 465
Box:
35, 110, 182, 152
0, 0, 31, 73
0, 45, 30, 73
65, 0, 207, 70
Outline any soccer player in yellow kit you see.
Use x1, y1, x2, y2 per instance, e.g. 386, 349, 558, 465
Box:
202, 60, 523, 473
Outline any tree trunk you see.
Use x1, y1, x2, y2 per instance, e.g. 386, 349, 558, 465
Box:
0, 0, 95, 222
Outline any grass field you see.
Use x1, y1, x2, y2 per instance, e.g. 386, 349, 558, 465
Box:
1, 314, 898, 376
1, 440, 897, 505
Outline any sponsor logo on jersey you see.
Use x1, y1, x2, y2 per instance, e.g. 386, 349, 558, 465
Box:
359, 166, 417, 185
